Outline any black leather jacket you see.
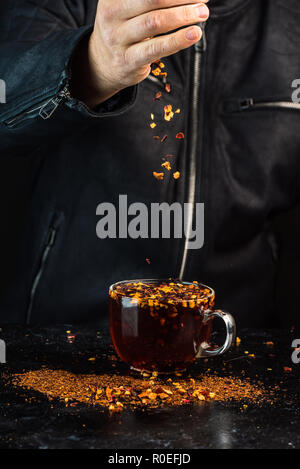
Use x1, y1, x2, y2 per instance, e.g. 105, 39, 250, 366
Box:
1, 0, 300, 327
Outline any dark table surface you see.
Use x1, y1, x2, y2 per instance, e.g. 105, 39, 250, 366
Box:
0, 323, 299, 449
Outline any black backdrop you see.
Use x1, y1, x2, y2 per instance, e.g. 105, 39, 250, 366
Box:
0, 155, 300, 329
275, 206, 300, 330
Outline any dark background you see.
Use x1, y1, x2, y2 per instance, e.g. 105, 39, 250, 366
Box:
1, 154, 299, 329
274, 205, 300, 330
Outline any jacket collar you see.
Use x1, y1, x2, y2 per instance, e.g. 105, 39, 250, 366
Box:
209, 0, 251, 18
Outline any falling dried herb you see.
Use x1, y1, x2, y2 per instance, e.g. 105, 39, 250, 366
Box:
154, 92, 162, 101
153, 172, 164, 181
164, 104, 174, 122
162, 161, 171, 171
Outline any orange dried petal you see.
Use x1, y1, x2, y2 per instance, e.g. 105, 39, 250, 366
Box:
153, 172, 164, 181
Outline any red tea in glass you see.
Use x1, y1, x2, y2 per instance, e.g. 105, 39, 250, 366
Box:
109, 279, 235, 373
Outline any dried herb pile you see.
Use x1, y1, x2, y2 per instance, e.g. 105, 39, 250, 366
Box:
12, 369, 273, 413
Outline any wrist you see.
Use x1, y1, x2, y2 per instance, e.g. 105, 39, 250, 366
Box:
70, 33, 122, 109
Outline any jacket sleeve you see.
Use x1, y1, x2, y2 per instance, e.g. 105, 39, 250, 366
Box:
0, 0, 137, 153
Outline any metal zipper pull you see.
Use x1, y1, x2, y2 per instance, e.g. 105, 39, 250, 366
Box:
5, 85, 71, 128
224, 98, 254, 113
39, 86, 71, 120
224, 98, 300, 113
238, 98, 254, 111
45, 227, 57, 247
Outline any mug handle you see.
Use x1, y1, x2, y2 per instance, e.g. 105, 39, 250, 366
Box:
198, 309, 236, 357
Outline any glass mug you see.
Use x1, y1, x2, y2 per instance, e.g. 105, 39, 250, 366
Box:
109, 279, 236, 373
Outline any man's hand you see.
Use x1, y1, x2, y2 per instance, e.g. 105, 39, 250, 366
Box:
72, 0, 209, 108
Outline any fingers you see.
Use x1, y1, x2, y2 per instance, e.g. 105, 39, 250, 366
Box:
121, 3, 209, 45
117, 0, 209, 21
126, 25, 202, 67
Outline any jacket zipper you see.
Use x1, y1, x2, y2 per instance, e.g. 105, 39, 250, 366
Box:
5, 85, 71, 128
26, 212, 63, 325
179, 26, 207, 280
224, 98, 300, 113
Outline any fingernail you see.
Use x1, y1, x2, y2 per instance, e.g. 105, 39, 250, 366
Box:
196, 4, 209, 18
185, 29, 200, 41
